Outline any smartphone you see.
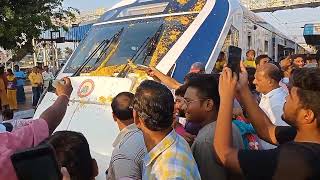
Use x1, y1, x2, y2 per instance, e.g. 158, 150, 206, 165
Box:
227, 46, 242, 77
11, 144, 62, 180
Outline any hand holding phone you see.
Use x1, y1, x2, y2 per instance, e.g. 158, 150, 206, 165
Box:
227, 46, 242, 78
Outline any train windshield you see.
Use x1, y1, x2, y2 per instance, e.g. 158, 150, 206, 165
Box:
64, 14, 197, 76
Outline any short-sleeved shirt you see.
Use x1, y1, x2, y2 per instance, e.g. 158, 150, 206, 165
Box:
259, 87, 288, 149
0, 119, 49, 180
191, 122, 244, 180
14, 71, 26, 86
143, 130, 201, 180
107, 124, 146, 180
28, 72, 43, 87
42, 71, 54, 88
243, 60, 256, 68
238, 126, 320, 180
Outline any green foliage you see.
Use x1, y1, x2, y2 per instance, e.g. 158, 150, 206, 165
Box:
0, 0, 78, 51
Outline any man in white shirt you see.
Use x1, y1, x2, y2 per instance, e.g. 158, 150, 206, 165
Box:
253, 63, 289, 149
42, 66, 54, 89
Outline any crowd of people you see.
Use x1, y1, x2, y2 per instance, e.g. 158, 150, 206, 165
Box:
0, 64, 55, 116
1, 49, 320, 180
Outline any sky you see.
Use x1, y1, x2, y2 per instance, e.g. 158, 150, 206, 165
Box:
63, 0, 119, 11
62, 0, 320, 46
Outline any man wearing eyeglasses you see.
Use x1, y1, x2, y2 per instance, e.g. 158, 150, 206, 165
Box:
184, 74, 244, 180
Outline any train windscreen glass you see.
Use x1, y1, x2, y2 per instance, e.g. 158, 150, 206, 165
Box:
64, 14, 197, 76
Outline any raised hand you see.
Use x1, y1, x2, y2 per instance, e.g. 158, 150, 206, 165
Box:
219, 67, 238, 101
55, 77, 73, 98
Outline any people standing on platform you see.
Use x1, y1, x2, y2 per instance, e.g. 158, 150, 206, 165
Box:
29, 67, 43, 108
42, 66, 54, 90
0, 67, 9, 111
6, 69, 18, 110
13, 65, 26, 104
243, 50, 256, 68
0, 66, 8, 90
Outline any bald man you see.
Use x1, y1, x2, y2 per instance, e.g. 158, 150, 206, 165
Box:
253, 63, 289, 149
189, 62, 205, 74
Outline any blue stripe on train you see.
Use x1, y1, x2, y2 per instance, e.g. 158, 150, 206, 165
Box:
173, 0, 230, 82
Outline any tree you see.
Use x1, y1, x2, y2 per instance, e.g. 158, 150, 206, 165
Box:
64, 47, 73, 59
0, 0, 79, 51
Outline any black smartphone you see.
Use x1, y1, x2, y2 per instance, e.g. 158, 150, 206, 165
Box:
227, 46, 242, 77
11, 144, 62, 180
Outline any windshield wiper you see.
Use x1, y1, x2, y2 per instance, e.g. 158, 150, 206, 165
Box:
93, 27, 124, 66
117, 24, 164, 78
72, 27, 124, 77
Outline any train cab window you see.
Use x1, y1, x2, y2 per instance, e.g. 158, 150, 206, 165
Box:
264, 41, 269, 54
63, 14, 197, 75
221, 26, 240, 52
214, 26, 239, 73
248, 35, 252, 49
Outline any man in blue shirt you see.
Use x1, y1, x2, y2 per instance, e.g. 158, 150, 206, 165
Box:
14, 65, 26, 104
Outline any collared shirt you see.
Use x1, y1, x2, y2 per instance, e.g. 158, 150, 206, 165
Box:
243, 59, 256, 68
28, 72, 43, 87
107, 124, 146, 180
259, 87, 289, 149
42, 71, 54, 88
143, 130, 200, 180
14, 71, 26, 86
191, 122, 244, 180
0, 119, 49, 180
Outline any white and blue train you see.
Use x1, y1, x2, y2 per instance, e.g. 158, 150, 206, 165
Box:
34, 0, 304, 178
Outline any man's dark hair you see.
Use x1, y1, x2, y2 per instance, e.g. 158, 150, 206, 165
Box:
291, 68, 320, 125
133, 80, 174, 131
44, 131, 94, 180
7, 69, 13, 75
14, 65, 20, 71
290, 54, 306, 61
217, 52, 226, 61
255, 55, 271, 65
247, 67, 257, 91
111, 92, 134, 121
246, 49, 256, 57
184, 73, 203, 84
175, 85, 187, 97
186, 74, 220, 110
2, 109, 13, 120
266, 65, 283, 83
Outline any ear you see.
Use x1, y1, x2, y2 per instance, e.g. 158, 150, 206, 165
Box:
204, 99, 214, 112
112, 113, 117, 122
91, 159, 99, 178
133, 110, 142, 128
303, 109, 315, 125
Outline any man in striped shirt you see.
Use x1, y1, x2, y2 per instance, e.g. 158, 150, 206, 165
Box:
133, 80, 201, 180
